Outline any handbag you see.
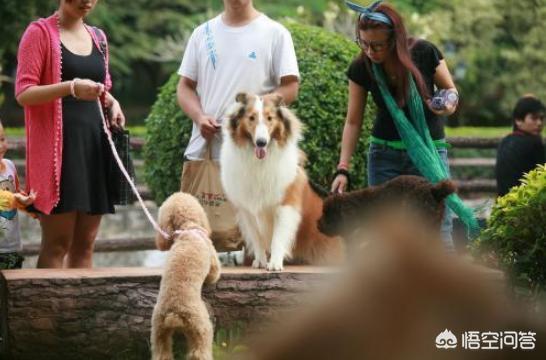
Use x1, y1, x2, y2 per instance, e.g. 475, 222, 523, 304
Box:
92, 26, 136, 205
109, 128, 136, 205
180, 143, 243, 251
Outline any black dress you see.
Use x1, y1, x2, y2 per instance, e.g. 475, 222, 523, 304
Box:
54, 41, 114, 214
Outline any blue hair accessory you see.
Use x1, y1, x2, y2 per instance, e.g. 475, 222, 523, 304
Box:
346, 1, 393, 27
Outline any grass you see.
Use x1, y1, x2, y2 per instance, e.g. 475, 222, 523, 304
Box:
444, 127, 512, 137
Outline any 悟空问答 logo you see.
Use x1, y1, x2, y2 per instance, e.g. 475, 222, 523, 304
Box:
436, 329, 457, 349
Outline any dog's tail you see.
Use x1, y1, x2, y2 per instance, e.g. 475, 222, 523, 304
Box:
308, 179, 330, 199
431, 180, 456, 202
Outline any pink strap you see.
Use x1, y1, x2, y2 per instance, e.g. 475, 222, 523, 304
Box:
172, 227, 210, 242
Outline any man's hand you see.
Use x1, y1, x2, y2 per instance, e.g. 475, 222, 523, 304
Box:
197, 114, 220, 141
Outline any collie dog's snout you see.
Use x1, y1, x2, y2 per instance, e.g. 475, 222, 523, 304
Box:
256, 138, 267, 148
254, 122, 270, 159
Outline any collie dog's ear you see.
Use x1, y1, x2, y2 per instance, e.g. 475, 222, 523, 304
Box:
235, 92, 249, 104
278, 106, 303, 140
267, 93, 284, 107
228, 102, 245, 131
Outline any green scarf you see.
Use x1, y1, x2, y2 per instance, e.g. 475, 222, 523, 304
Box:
372, 63, 479, 234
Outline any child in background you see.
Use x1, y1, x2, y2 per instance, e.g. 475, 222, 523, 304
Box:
0, 120, 36, 269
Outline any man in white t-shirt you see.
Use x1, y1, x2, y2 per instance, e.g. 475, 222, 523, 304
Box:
177, 0, 300, 161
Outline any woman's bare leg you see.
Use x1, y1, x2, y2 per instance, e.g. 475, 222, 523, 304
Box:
37, 212, 78, 268
66, 212, 102, 268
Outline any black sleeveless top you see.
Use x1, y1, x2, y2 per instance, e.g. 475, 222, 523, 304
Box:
54, 40, 114, 214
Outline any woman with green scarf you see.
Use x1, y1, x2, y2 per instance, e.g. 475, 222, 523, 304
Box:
331, 1, 474, 251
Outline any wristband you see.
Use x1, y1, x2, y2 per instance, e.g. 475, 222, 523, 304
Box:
70, 78, 80, 99
333, 168, 351, 191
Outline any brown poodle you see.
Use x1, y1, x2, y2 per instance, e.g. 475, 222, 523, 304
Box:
318, 175, 456, 239
151, 192, 221, 360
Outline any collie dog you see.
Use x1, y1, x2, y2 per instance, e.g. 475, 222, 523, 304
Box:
220, 93, 343, 271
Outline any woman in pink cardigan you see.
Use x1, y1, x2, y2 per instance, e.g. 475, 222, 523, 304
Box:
16, 0, 125, 268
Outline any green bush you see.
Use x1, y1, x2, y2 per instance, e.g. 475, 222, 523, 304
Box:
285, 22, 373, 191
472, 164, 546, 288
143, 74, 191, 203
144, 22, 373, 203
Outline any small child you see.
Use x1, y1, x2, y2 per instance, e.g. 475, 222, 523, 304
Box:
0, 120, 36, 270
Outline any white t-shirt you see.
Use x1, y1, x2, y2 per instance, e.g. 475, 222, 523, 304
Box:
0, 159, 21, 253
178, 13, 300, 160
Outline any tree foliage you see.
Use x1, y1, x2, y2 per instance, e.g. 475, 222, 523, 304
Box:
408, 0, 546, 125
2, 0, 543, 125
0, 0, 205, 108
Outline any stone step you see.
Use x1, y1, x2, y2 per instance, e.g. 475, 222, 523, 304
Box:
19, 202, 159, 246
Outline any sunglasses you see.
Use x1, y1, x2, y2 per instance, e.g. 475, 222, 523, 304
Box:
355, 37, 393, 53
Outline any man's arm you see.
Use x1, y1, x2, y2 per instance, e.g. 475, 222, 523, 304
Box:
177, 76, 219, 140
270, 75, 299, 105
177, 76, 204, 123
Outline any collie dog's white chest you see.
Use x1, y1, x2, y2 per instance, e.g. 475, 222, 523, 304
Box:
220, 139, 299, 213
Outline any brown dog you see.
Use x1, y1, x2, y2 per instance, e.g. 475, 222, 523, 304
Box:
151, 192, 221, 360
318, 175, 456, 239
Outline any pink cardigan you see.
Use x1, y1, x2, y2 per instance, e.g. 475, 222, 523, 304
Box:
15, 13, 112, 214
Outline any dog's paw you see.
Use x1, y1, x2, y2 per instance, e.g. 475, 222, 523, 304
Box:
266, 258, 284, 272
252, 258, 267, 269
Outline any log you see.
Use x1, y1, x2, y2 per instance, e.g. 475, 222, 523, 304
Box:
0, 267, 335, 360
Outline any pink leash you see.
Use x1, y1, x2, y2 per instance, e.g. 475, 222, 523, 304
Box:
98, 101, 208, 241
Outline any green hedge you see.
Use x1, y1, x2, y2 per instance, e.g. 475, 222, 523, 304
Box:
472, 164, 546, 288
144, 22, 373, 203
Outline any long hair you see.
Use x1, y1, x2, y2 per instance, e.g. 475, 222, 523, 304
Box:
357, 3, 429, 107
